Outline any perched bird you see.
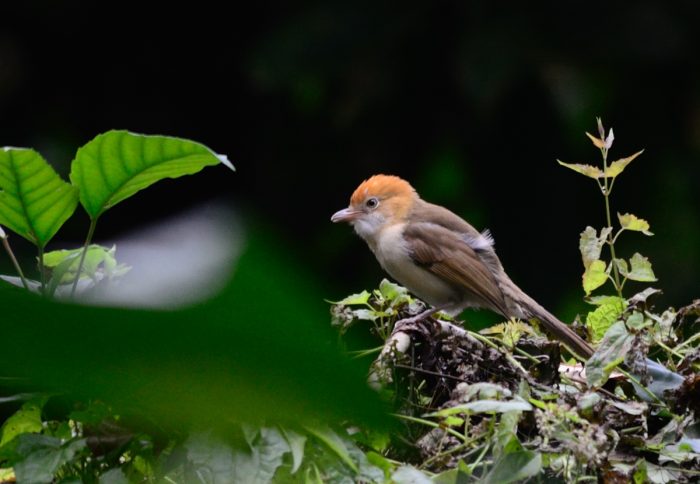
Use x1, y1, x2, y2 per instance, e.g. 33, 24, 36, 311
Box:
331, 174, 594, 359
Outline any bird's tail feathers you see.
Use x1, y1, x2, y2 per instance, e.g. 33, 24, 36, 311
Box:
500, 279, 594, 359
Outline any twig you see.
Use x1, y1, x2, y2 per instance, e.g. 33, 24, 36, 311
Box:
0, 228, 29, 290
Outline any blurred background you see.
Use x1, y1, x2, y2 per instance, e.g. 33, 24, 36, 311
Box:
0, 1, 698, 323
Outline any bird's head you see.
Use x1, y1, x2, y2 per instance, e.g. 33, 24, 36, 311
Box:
331, 174, 417, 240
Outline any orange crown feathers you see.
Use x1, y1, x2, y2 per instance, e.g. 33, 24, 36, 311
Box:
349, 174, 416, 206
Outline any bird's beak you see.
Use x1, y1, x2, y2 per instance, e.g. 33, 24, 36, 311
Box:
331, 207, 361, 223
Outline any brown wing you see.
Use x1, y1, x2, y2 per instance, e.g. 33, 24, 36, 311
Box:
403, 222, 509, 316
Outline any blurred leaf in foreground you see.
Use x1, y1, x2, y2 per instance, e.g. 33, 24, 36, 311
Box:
0, 225, 388, 430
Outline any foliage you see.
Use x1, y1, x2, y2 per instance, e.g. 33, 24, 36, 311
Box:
0, 132, 387, 481
317, 120, 699, 482
0, 121, 698, 481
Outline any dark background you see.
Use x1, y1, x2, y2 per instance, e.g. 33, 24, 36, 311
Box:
1, 1, 698, 322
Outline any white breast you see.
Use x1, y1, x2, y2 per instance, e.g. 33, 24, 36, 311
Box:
373, 224, 462, 314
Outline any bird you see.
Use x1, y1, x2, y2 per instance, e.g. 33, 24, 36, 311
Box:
331, 174, 594, 359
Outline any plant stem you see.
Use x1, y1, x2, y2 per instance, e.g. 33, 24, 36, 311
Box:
1, 235, 30, 291
37, 245, 46, 295
71, 218, 97, 297
393, 414, 470, 443
600, 146, 623, 296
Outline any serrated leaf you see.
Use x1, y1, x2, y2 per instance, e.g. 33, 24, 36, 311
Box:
378, 279, 407, 301
586, 321, 633, 387
585, 132, 607, 149
603, 150, 644, 178
582, 259, 608, 295
586, 296, 625, 343
70, 130, 234, 219
0, 398, 46, 448
579, 226, 612, 270
621, 253, 657, 282
618, 213, 653, 236
481, 320, 532, 348
0, 148, 79, 247
333, 290, 371, 306
556, 160, 604, 179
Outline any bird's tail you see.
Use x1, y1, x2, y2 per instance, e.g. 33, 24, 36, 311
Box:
498, 278, 594, 359
529, 301, 594, 359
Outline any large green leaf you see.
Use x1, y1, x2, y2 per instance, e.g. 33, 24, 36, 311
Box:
70, 130, 234, 219
0, 230, 388, 429
586, 321, 633, 388
0, 148, 78, 247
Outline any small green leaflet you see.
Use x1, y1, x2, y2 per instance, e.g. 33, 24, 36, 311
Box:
603, 150, 644, 178
579, 226, 612, 270
618, 212, 653, 236
556, 160, 604, 179
619, 253, 657, 282
332, 290, 371, 306
557, 150, 643, 180
583, 259, 608, 295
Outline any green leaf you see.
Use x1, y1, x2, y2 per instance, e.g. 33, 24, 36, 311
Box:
378, 278, 409, 302
603, 150, 644, 178
0, 230, 389, 429
304, 426, 358, 473
0, 398, 46, 448
182, 432, 235, 481
332, 290, 371, 306
620, 253, 657, 282
13, 435, 86, 484
579, 226, 612, 270
586, 321, 633, 387
70, 130, 234, 219
586, 296, 625, 343
483, 450, 542, 484
0, 147, 78, 247
431, 398, 532, 416
280, 428, 306, 474
582, 259, 608, 295
556, 160, 604, 179
618, 213, 653, 236
99, 468, 129, 484
392, 466, 432, 484
232, 427, 291, 484
365, 451, 393, 477
587, 294, 625, 306
626, 311, 650, 330
43, 245, 129, 297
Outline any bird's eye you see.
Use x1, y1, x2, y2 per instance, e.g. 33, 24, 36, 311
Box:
365, 197, 379, 209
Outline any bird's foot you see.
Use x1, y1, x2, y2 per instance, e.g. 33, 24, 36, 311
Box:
393, 307, 439, 331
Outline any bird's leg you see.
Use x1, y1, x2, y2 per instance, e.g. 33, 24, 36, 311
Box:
394, 306, 441, 327
391, 304, 453, 336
